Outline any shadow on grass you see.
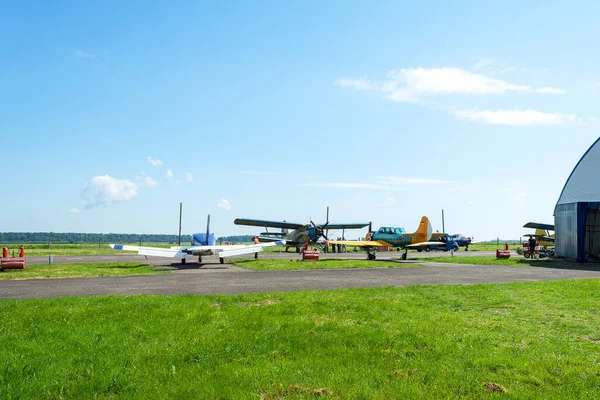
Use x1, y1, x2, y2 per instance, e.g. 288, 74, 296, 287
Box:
99, 263, 148, 269
166, 261, 230, 270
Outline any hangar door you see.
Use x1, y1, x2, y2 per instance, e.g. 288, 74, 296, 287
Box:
585, 202, 600, 260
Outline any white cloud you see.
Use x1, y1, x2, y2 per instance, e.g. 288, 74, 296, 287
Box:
81, 175, 138, 209
536, 87, 567, 94
69, 208, 81, 214
335, 67, 564, 103
75, 50, 93, 58
375, 176, 452, 185
166, 170, 173, 179
391, 67, 531, 96
185, 172, 193, 183
143, 176, 157, 188
217, 199, 231, 211
454, 108, 578, 126
147, 156, 163, 167
302, 182, 391, 190
175, 180, 181, 185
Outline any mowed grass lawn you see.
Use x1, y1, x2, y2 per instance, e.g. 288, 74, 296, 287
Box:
2, 281, 600, 398
0, 262, 169, 280
234, 259, 422, 271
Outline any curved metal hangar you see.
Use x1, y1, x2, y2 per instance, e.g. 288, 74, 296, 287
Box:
555, 137, 600, 262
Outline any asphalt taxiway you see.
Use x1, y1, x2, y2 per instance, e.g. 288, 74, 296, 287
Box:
2, 252, 599, 299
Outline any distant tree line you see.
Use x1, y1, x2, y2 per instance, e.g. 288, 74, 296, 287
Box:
0, 232, 255, 244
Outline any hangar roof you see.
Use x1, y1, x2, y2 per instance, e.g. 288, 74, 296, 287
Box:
556, 137, 600, 207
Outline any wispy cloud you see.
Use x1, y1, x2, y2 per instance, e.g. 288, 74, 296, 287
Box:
302, 182, 391, 190
375, 176, 453, 185
536, 87, 567, 94
217, 199, 231, 211
333, 77, 373, 90
166, 170, 173, 179
302, 176, 452, 191
335, 67, 565, 104
147, 156, 163, 167
472, 58, 495, 71
143, 176, 157, 188
380, 195, 396, 207
454, 108, 578, 126
69, 208, 81, 214
81, 175, 138, 209
185, 172, 193, 183
75, 50, 94, 59
240, 170, 277, 176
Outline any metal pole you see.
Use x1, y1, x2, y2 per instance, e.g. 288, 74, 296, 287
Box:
326, 206, 329, 239
178, 202, 182, 246
442, 209, 445, 233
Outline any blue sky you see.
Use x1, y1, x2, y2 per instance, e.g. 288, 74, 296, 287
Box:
1, 1, 599, 241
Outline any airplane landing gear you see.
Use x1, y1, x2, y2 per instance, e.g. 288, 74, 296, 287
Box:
254, 252, 258, 259
219, 257, 224, 264
198, 256, 202, 263
296, 246, 300, 253
181, 258, 187, 264
401, 250, 408, 260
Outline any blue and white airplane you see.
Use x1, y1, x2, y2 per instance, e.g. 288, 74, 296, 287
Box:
110, 215, 285, 264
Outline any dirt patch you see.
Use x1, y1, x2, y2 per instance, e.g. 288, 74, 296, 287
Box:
483, 382, 507, 393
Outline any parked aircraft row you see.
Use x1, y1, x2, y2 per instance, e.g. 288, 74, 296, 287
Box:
111, 213, 471, 263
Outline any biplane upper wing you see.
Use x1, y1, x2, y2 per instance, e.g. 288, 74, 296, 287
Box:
523, 222, 555, 231
323, 223, 370, 230
233, 218, 304, 230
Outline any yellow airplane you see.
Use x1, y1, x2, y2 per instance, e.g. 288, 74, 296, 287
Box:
523, 222, 555, 247
326, 216, 458, 260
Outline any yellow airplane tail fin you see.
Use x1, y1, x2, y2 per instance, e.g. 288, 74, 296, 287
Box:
413, 216, 433, 243
535, 229, 546, 237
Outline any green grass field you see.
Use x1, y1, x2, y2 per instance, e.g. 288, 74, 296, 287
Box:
1, 280, 599, 398
0, 262, 169, 280
233, 259, 422, 271
467, 242, 522, 251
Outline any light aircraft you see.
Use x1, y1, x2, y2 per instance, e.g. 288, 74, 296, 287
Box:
523, 222, 555, 247
326, 216, 455, 260
233, 217, 370, 252
449, 233, 472, 250
110, 215, 285, 264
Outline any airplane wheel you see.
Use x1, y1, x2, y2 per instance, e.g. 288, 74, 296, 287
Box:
401, 253, 407, 260
254, 252, 258, 259
198, 256, 202, 263
524, 253, 530, 259
367, 254, 376, 260
425, 247, 430, 252
219, 257, 224, 264
181, 258, 186, 265
417, 249, 422, 253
